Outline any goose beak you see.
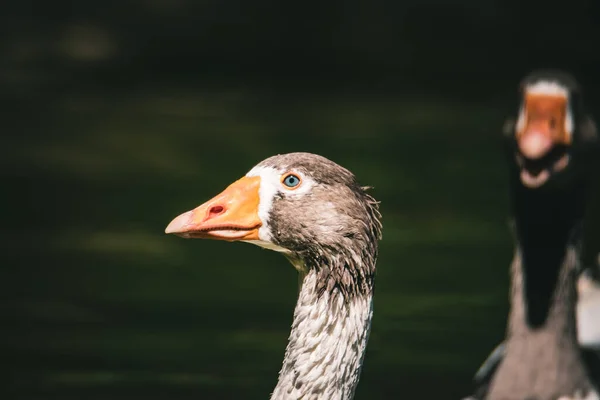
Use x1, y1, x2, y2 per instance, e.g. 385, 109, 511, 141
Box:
515, 93, 572, 188
517, 94, 571, 159
517, 123, 556, 160
165, 176, 262, 241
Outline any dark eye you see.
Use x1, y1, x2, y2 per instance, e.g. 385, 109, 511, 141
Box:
549, 118, 557, 129
282, 174, 301, 188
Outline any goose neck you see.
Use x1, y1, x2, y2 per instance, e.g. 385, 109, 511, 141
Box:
270, 262, 374, 400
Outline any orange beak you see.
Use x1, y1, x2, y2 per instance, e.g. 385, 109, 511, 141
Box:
165, 176, 262, 241
517, 94, 571, 159
517, 120, 556, 159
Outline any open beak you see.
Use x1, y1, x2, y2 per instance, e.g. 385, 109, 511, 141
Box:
517, 119, 569, 160
165, 176, 262, 241
515, 95, 572, 188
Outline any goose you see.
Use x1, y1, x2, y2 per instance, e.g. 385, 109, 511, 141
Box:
165, 152, 382, 400
466, 70, 600, 400
473, 261, 600, 398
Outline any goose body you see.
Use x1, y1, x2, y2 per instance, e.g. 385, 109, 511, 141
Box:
474, 263, 600, 392
165, 153, 382, 400
468, 71, 600, 400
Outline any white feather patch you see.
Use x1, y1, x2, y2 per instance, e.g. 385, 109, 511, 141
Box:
577, 272, 600, 348
241, 239, 290, 253
247, 165, 281, 242
526, 81, 569, 98
557, 389, 600, 400
246, 165, 315, 245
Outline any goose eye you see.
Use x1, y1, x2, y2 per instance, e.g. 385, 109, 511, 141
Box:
282, 174, 301, 188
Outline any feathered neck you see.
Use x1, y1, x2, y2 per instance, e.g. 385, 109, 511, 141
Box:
510, 180, 585, 327
270, 250, 376, 400
486, 179, 596, 400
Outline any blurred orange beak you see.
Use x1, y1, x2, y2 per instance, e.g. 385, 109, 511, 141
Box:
517, 94, 571, 159
165, 176, 262, 241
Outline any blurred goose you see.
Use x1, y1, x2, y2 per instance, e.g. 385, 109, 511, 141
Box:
467, 70, 600, 400
474, 260, 600, 398
165, 152, 382, 400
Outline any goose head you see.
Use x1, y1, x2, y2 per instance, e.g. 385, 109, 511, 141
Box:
165, 153, 382, 398
503, 70, 598, 189
165, 152, 382, 292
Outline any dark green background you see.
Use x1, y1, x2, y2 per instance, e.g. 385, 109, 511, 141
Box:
3, 1, 600, 399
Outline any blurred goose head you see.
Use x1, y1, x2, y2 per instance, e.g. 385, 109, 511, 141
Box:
477, 70, 600, 400
504, 70, 598, 189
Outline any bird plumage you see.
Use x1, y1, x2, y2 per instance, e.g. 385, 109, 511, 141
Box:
468, 70, 600, 400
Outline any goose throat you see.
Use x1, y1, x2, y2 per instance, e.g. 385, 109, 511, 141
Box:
513, 184, 585, 328
270, 257, 375, 400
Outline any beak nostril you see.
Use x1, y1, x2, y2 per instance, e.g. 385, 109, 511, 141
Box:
208, 205, 225, 218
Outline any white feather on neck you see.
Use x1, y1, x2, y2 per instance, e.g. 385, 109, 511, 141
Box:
270, 269, 373, 400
